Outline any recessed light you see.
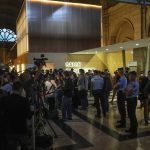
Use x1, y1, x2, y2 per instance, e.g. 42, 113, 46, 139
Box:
120, 47, 123, 49
105, 48, 109, 51
136, 43, 140, 46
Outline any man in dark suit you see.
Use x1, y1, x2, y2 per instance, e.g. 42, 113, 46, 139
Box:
0, 81, 31, 150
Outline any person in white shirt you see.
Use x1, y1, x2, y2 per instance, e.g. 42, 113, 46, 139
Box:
45, 76, 57, 111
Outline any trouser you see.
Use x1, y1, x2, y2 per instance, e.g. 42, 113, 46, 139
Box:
0, 134, 5, 150
72, 88, 79, 109
93, 89, 106, 116
127, 97, 138, 134
56, 90, 63, 107
117, 91, 126, 125
62, 96, 72, 119
105, 91, 110, 112
78, 90, 88, 109
138, 93, 144, 107
47, 97, 55, 111
144, 98, 150, 123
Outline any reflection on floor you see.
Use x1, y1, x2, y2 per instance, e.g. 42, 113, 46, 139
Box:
74, 98, 150, 141
44, 95, 150, 150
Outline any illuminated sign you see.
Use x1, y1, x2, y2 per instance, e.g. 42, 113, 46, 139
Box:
128, 61, 137, 67
65, 62, 81, 68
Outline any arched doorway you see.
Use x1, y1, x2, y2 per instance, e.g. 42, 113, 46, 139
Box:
115, 20, 134, 43
110, 19, 134, 44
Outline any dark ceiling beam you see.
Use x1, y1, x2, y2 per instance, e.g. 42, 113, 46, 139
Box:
51, 0, 100, 5
0, 0, 23, 6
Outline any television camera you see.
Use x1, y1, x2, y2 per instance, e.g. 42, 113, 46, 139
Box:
33, 54, 48, 67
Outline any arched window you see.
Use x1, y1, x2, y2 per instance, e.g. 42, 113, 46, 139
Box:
0, 28, 16, 42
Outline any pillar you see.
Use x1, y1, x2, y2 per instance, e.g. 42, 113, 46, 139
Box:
122, 49, 126, 70
145, 46, 150, 75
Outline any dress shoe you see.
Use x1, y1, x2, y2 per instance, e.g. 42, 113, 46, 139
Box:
128, 133, 137, 138
145, 121, 149, 126
95, 114, 101, 118
116, 124, 126, 128
117, 120, 122, 123
125, 128, 132, 133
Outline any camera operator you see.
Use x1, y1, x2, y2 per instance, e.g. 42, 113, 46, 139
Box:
0, 81, 32, 150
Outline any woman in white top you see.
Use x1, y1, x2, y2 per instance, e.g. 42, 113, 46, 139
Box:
45, 76, 57, 111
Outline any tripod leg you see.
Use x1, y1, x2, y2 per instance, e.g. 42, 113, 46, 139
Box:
32, 115, 36, 150
46, 120, 58, 138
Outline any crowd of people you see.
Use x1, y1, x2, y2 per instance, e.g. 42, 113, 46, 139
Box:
0, 66, 150, 149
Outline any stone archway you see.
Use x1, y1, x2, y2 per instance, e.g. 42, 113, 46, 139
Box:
111, 19, 134, 44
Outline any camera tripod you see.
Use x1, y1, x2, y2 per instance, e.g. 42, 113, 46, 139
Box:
31, 81, 58, 150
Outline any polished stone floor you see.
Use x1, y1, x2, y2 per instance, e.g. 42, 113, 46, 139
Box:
42, 94, 150, 150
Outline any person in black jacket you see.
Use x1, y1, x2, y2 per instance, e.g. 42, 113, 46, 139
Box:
0, 81, 31, 150
138, 71, 148, 108
62, 71, 73, 121
144, 81, 150, 125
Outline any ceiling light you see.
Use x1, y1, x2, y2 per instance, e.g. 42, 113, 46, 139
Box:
136, 43, 140, 46
105, 48, 109, 51
30, 0, 102, 8
120, 47, 123, 49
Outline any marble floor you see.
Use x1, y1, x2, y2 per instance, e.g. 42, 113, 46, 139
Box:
40, 94, 150, 150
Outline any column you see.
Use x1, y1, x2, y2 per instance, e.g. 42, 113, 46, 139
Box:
145, 46, 150, 75
122, 49, 126, 70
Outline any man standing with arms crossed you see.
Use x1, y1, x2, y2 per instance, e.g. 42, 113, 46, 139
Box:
115, 68, 127, 128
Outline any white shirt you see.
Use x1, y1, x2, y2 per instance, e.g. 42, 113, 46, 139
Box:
45, 80, 57, 97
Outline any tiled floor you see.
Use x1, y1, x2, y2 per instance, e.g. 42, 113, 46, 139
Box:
39, 95, 150, 150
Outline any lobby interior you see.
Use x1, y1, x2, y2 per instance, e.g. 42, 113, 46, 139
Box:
1, 0, 150, 150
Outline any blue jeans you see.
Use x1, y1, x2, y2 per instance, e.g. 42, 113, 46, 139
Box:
56, 90, 63, 107
62, 96, 72, 120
